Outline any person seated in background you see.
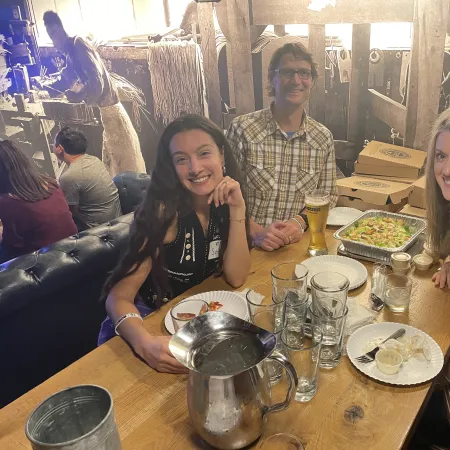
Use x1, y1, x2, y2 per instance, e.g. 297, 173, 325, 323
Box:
227, 42, 338, 251
0, 140, 77, 263
99, 114, 251, 373
54, 126, 122, 231
426, 109, 450, 289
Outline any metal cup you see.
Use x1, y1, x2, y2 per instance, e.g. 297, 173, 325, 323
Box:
25, 385, 121, 450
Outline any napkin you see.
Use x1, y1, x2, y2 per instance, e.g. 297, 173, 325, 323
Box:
345, 296, 376, 335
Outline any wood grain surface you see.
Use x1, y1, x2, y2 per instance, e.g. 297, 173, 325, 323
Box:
1, 230, 449, 450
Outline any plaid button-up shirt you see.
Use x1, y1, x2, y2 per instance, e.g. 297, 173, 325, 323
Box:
227, 107, 338, 227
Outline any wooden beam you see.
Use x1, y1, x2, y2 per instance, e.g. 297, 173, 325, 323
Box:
369, 89, 407, 136
347, 24, 371, 152
251, 0, 414, 25
308, 25, 326, 125
197, 3, 222, 126
405, 0, 449, 149
223, 0, 255, 115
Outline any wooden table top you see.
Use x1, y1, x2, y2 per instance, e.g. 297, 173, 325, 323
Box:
1, 231, 449, 450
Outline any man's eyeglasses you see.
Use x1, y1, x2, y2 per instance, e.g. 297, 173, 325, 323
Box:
275, 68, 312, 80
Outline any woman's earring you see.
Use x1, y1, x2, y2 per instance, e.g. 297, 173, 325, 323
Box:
223, 163, 227, 175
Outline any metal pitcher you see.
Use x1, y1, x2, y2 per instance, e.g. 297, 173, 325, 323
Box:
25, 385, 121, 450
170, 312, 298, 450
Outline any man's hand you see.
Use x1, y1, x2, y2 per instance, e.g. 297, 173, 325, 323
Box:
281, 218, 304, 244
253, 221, 290, 251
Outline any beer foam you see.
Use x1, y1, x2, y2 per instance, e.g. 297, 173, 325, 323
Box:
306, 199, 329, 207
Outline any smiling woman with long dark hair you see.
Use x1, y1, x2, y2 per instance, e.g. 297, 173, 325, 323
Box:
100, 115, 252, 373
0, 140, 77, 263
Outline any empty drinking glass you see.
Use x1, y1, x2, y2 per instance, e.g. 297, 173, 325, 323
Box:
384, 273, 413, 313
283, 294, 309, 346
259, 433, 305, 449
170, 299, 209, 331
311, 271, 349, 315
246, 283, 285, 383
309, 298, 348, 369
271, 262, 308, 305
282, 325, 322, 402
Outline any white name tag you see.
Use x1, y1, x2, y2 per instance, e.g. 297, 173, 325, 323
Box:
208, 240, 221, 260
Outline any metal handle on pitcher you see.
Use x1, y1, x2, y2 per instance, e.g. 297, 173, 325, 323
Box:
265, 353, 298, 415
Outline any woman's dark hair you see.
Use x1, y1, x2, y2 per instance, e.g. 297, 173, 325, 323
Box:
56, 126, 88, 155
0, 140, 58, 201
102, 114, 251, 303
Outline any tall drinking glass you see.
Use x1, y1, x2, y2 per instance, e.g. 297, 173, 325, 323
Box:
309, 299, 348, 369
281, 325, 322, 402
310, 271, 349, 315
305, 190, 330, 256
283, 294, 309, 346
271, 262, 308, 305
246, 283, 285, 383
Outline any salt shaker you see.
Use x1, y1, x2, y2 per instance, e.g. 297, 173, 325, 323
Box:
371, 263, 387, 311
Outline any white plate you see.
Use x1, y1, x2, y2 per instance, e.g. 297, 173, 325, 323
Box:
347, 322, 444, 385
327, 207, 362, 227
301, 255, 368, 290
164, 290, 249, 335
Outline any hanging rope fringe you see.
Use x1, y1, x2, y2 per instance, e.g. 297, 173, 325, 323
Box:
109, 72, 157, 133
147, 40, 207, 125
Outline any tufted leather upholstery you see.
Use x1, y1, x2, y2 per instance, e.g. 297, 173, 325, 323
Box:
0, 213, 134, 407
113, 171, 151, 215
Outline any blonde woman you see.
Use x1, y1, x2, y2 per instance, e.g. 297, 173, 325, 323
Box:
426, 108, 450, 288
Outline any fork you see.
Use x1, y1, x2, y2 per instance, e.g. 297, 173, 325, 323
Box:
356, 328, 406, 363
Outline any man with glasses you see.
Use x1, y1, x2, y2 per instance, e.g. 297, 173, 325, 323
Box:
227, 42, 338, 251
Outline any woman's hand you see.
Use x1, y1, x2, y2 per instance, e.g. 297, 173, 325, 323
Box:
136, 335, 188, 374
432, 261, 450, 289
208, 176, 245, 209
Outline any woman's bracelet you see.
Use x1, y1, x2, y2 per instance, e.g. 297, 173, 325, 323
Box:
229, 217, 246, 223
114, 313, 143, 336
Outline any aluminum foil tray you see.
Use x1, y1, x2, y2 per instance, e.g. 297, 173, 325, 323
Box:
333, 210, 427, 263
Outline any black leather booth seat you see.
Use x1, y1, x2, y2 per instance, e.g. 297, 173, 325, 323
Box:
0, 213, 134, 407
113, 171, 151, 214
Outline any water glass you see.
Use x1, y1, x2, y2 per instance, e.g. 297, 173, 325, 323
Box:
309, 299, 348, 369
271, 262, 308, 305
170, 299, 209, 331
246, 283, 285, 383
283, 295, 309, 346
311, 271, 349, 315
259, 433, 305, 449
384, 273, 413, 313
282, 325, 322, 402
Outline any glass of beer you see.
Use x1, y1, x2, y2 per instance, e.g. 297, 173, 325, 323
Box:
305, 190, 330, 256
